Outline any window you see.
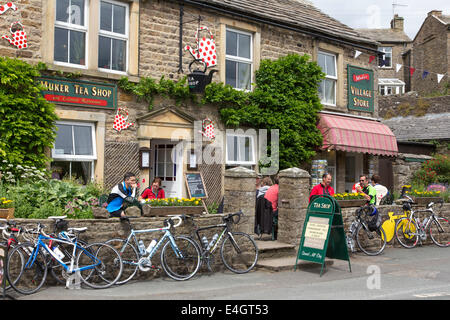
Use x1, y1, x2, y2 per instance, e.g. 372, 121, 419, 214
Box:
378, 78, 405, 96
98, 0, 128, 73
318, 51, 337, 106
226, 134, 255, 165
54, 0, 88, 66
155, 144, 176, 181
225, 28, 253, 90
51, 121, 96, 184
378, 47, 392, 68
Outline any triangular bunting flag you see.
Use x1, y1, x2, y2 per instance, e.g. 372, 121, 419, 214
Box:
410, 67, 416, 76
437, 74, 445, 83
354, 50, 362, 59
396, 64, 402, 72
369, 55, 376, 63
422, 71, 429, 79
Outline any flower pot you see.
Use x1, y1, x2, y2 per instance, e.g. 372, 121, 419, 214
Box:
412, 197, 442, 206
336, 199, 366, 208
0, 208, 14, 219
142, 204, 204, 217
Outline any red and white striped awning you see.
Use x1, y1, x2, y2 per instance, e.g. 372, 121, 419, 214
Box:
317, 113, 398, 157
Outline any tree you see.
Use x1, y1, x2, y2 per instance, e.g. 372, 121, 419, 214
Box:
0, 57, 58, 178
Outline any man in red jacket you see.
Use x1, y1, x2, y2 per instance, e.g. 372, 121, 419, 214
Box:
139, 177, 165, 201
309, 173, 335, 202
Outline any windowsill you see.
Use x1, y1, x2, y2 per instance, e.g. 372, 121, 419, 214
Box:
46, 63, 139, 82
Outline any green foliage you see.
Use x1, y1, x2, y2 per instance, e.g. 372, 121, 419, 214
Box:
118, 75, 195, 110
0, 179, 105, 219
412, 155, 450, 187
203, 54, 325, 169
0, 57, 58, 173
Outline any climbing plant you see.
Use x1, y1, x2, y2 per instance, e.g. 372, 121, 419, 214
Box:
0, 57, 58, 179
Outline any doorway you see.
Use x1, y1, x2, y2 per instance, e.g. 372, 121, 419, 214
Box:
150, 140, 184, 198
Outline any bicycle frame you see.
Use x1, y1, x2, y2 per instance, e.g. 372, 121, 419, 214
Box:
121, 225, 184, 263
194, 223, 229, 254
27, 234, 100, 274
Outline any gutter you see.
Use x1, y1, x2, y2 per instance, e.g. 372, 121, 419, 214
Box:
176, 0, 382, 55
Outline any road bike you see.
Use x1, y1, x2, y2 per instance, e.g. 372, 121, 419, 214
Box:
395, 196, 450, 248
346, 205, 387, 256
105, 215, 201, 284
186, 211, 259, 274
5, 221, 123, 295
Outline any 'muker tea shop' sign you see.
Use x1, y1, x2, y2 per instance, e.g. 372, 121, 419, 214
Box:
38, 76, 117, 110
347, 65, 374, 113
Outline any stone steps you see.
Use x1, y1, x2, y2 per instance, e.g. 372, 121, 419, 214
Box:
254, 239, 299, 271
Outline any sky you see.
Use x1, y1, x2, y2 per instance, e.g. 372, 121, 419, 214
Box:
309, 0, 450, 40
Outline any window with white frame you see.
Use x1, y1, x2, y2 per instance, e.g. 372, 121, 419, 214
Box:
51, 121, 96, 184
98, 0, 129, 73
318, 51, 337, 106
54, 0, 88, 66
225, 28, 253, 90
378, 47, 392, 68
226, 134, 255, 165
378, 78, 405, 96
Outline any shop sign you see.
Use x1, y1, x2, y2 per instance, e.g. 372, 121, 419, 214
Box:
37, 76, 117, 110
347, 65, 374, 112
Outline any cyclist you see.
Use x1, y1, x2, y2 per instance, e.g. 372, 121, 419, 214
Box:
356, 174, 377, 205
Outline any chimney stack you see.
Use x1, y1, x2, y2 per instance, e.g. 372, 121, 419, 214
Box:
390, 14, 404, 31
428, 10, 442, 17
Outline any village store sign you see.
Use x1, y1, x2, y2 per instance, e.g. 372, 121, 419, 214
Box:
38, 76, 117, 110
347, 65, 374, 113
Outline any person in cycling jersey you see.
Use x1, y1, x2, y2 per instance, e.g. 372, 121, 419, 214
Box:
356, 174, 377, 205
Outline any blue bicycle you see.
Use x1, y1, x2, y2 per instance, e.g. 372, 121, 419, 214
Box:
106, 215, 201, 284
6, 222, 123, 295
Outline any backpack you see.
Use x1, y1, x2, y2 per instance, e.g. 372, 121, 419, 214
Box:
367, 206, 382, 232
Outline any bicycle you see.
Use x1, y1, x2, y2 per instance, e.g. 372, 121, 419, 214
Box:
105, 215, 201, 284
186, 211, 259, 274
346, 205, 387, 256
5, 221, 123, 295
395, 196, 450, 248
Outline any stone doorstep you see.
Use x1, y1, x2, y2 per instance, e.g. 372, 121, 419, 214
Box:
256, 256, 334, 272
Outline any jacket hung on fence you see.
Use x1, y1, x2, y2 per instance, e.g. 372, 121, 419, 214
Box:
255, 196, 274, 236
106, 181, 136, 213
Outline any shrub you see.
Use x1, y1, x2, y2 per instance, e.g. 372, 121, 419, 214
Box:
412, 155, 450, 187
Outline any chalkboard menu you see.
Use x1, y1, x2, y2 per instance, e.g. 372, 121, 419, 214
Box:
185, 172, 208, 199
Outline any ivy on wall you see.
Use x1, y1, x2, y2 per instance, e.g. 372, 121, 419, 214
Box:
119, 53, 325, 169
0, 57, 58, 176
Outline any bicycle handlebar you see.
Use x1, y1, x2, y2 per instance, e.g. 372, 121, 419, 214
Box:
165, 215, 183, 228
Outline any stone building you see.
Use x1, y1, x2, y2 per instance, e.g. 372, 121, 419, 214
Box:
0, 0, 399, 203
403, 10, 450, 95
356, 14, 412, 96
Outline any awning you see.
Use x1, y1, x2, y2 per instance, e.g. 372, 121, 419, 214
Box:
317, 113, 398, 156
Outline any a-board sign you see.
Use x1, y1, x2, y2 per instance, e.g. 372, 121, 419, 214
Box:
184, 172, 208, 199
295, 195, 351, 276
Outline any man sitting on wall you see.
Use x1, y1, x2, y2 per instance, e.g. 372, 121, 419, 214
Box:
106, 172, 137, 218
356, 174, 377, 205
371, 174, 389, 205
309, 173, 335, 203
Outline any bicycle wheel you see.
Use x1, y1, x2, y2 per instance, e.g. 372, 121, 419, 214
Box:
160, 236, 201, 281
77, 242, 123, 289
395, 217, 419, 248
6, 243, 48, 295
48, 240, 89, 285
220, 232, 258, 273
105, 238, 139, 285
429, 217, 450, 247
355, 224, 386, 256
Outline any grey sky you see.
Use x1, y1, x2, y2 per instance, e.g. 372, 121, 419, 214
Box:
309, 0, 449, 40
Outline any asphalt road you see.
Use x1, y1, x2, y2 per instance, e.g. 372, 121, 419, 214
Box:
6, 245, 450, 301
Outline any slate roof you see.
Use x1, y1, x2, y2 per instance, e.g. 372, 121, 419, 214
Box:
382, 113, 450, 141
355, 28, 412, 43
184, 0, 378, 46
